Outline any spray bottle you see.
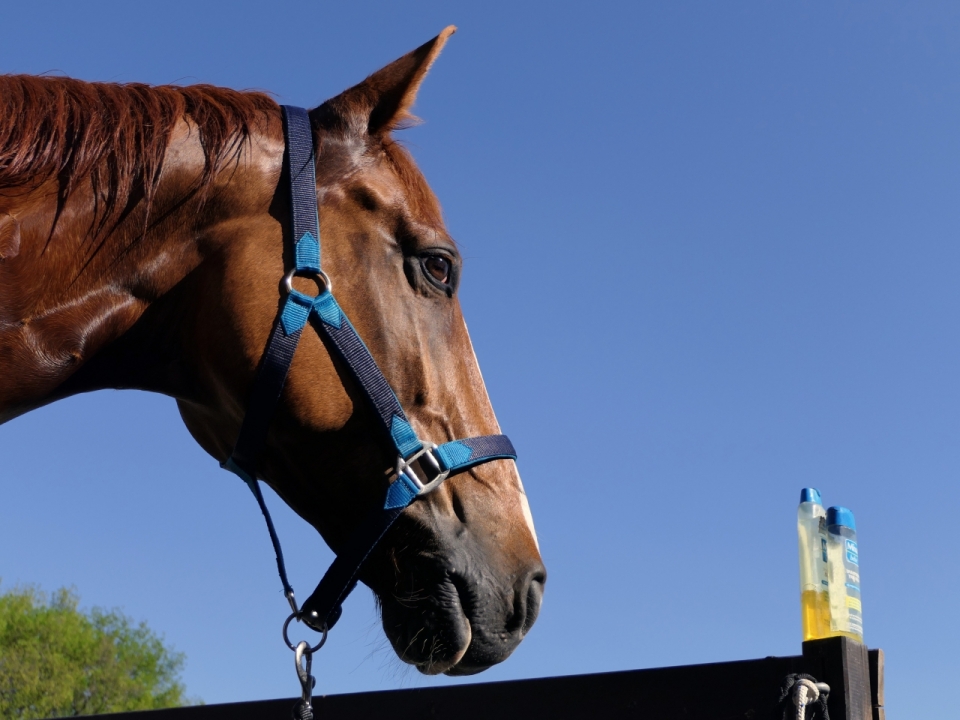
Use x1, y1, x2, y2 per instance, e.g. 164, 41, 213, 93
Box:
826, 506, 863, 641
797, 488, 830, 640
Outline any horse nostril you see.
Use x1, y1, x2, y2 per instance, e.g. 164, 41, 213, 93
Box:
515, 563, 546, 635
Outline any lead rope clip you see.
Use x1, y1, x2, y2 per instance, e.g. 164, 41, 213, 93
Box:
293, 641, 316, 720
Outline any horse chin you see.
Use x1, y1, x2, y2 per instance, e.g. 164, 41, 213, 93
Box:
416, 619, 472, 676
379, 578, 475, 676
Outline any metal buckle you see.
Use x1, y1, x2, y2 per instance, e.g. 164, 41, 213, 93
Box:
283, 268, 332, 296
394, 443, 450, 496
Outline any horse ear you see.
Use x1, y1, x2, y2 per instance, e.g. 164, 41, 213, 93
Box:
315, 26, 456, 137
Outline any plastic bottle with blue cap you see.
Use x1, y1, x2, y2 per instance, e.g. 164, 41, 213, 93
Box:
797, 488, 830, 640
825, 506, 863, 641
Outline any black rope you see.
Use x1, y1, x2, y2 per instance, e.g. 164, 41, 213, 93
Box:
246, 477, 295, 600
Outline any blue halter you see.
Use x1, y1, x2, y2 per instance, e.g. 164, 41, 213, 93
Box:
221, 106, 517, 636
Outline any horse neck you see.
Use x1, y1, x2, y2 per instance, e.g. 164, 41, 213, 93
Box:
0, 120, 274, 421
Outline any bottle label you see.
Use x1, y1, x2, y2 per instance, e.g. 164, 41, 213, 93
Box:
845, 539, 859, 566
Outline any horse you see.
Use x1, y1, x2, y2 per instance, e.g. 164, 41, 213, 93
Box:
0, 26, 545, 677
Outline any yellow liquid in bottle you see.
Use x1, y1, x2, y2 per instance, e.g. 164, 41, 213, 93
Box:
800, 589, 831, 641
825, 528, 864, 642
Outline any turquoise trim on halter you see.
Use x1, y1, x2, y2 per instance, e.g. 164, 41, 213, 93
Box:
434, 441, 472, 471
383, 473, 420, 510
281, 290, 344, 335
222, 456, 257, 488
295, 231, 321, 272
390, 415, 422, 458
312, 292, 343, 328
281, 292, 312, 335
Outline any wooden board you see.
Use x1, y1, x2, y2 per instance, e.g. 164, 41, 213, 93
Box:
869, 648, 885, 720
93, 641, 880, 720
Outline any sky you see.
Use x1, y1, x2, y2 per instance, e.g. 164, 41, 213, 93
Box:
1, 0, 958, 715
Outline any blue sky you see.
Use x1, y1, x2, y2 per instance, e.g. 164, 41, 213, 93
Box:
1, 1, 958, 715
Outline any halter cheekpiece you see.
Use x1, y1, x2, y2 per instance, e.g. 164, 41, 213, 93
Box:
220, 106, 517, 650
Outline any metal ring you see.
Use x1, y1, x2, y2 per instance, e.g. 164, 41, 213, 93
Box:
283, 268, 332, 296
283, 612, 328, 653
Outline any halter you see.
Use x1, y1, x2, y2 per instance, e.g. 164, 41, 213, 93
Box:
221, 106, 517, 655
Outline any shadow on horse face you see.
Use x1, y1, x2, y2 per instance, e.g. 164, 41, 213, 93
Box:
177, 28, 545, 675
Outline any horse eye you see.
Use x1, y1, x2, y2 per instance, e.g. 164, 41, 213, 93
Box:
424, 255, 451, 284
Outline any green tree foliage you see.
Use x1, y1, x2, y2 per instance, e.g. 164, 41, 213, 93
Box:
0, 585, 195, 718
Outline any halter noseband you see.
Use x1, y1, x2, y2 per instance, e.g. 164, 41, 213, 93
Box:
221, 106, 517, 635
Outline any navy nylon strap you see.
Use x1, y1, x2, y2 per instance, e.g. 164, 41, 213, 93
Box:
299, 505, 405, 629
436, 435, 517, 474
225, 321, 303, 482
222, 105, 518, 635
285, 106, 322, 272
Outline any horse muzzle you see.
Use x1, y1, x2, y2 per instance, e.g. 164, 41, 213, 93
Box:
372, 509, 546, 675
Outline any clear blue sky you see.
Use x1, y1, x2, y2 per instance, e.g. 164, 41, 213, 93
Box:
1, 1, 957, 715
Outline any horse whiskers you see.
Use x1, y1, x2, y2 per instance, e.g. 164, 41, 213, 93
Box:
391, 589, 428, 607
356, 616, 413, 685
398, 627, 424, 664
423, 636, 450, 674
390, 575, 429, 606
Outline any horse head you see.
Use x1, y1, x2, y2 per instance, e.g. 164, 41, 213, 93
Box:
0, 27, 543, 677
175, 28, 545, 675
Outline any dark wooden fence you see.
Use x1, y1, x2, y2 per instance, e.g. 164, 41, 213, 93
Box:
97, 638, 883, 720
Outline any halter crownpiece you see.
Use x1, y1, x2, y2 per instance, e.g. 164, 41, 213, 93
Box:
221, 105, 518, 634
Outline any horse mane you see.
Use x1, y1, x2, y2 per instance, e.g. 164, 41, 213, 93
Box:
0, 74, 445, 238
0, 75, 277, 229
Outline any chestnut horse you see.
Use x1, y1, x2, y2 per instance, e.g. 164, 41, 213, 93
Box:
0, 27, 544, 676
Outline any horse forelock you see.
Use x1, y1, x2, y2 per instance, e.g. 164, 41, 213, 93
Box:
0, 75, 277, 229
